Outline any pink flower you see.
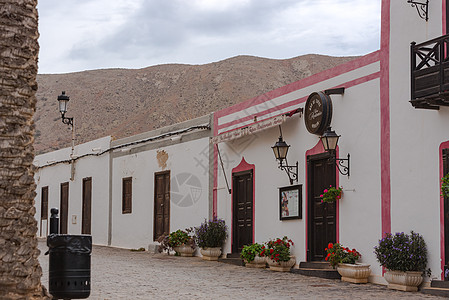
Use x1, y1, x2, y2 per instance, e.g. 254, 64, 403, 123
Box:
320, 194, 323, 197
323, 189, 328, 193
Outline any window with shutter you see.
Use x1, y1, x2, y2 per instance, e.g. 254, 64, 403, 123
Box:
122, 177, 132, 214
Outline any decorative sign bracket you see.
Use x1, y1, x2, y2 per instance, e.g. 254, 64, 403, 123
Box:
407, 0, 429, 21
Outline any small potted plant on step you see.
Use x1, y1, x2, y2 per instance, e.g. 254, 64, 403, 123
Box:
325, 243, 370, 283
374, 231, 431, 292
240, 243, 266, 268
264, 236, 295, 272
195, 217, 228, 260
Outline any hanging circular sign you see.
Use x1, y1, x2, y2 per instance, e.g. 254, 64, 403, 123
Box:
304, 91, 333, 135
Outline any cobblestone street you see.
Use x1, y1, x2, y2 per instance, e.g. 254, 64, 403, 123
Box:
38, 239, 446, 300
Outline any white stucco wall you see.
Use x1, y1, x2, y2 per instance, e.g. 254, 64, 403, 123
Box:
34, 136, 111, 246
110, 136, 210, 249
388, 0, 449, 281
215, 57, 382, 272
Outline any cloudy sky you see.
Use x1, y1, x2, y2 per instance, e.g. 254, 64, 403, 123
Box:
37, 0, 381, 74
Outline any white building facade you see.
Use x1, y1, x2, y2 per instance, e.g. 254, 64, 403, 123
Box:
212, 0, 449, 284
34, 115, 213, 250
34, 0, 449, 285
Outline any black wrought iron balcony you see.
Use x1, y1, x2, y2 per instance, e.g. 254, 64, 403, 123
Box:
411, 34, 449, 110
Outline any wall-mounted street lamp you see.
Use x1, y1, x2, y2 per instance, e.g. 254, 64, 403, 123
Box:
272, 126, 298, 185
320, 126, 350, 177
407, 0, 429, 21
57, 91, 73, 126
57, 91, 76, 181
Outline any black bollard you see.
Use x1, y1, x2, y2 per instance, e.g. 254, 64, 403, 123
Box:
50, 208, 59, 234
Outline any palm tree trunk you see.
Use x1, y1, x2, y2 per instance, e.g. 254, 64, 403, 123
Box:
0, 0, 50, 298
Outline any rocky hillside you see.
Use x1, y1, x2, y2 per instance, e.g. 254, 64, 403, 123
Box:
34, 54, 357, 154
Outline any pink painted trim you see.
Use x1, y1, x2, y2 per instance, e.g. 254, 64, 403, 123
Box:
215, 51, 381, 119
231, 157, 256, 248
440, 141, 449, 279
217, 71, 381, 134
304, 141, 340, 258
380, 0, 391, 238
444, 0, 447, 35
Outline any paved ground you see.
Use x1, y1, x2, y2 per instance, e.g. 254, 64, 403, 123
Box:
37, 239, 446, 300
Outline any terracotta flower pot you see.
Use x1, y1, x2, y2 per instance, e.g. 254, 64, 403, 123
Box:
200, 247, 222, 261
267, 256, 296, 272
384, 270, 423, 292
337, 263, 371, 284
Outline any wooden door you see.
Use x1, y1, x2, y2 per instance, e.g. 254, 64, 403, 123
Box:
232, 171, 253, 254
82, 177, 92, 234
154, 171, 170, 241
60, 182, 69, 234
40, 186, 49, 236
307, 153, 336, 261
443, 149, 449, 270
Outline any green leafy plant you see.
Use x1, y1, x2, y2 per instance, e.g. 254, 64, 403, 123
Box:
374, 231, 431, 276
262, 236, 294, 262
168, 228, 195, 248
240, 243, 264, 262
157, 228, 195, 253
320, 186, 343, 203
194, 217, 228, 248
442, 173, 449, 198
325, 243, 361, 268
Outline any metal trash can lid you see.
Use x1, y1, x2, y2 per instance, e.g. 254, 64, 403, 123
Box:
47, 234, 92, 254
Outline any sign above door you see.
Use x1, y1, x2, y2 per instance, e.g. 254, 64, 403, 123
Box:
304, 91, 333, 136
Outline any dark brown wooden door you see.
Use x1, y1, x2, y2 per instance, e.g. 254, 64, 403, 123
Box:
41, 186, 49, 236
154, 171, 170, 241
82, 177, 92, 234
443, 149, 449, 269
232, 171, 253, 253
307, 153, 336, 261
60, 182, 69, 234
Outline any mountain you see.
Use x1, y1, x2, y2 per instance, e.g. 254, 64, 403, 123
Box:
34, 54, 357, 154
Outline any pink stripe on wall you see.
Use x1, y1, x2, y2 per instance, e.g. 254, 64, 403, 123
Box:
444, 0, 447, 35
380, 0, 391, 237
215, 51, 380, 120
217, 71, 381, 133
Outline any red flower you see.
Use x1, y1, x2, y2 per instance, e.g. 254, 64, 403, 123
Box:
275, 253, 279, 257
328, 243, 333, 249
325, 256, 328, 261
270, 249, 274, 254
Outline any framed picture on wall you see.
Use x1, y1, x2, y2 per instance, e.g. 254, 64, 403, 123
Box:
279, 185, 302, 220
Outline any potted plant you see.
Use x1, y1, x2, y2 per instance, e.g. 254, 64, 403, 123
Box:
325, 243, 370, 283
240, 243, 266, 268
169, 228, 196, 257
263, 236, 295, 272
442, 173, 449, 199
157, 228, 195, 256
320, 186, 343, 203
194, 217, 227, 260
374, 231, 431, 292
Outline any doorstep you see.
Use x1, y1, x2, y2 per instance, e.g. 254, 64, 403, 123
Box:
421, 280, 449, 297
217, 253, 244, 266
292, 261, 341, 280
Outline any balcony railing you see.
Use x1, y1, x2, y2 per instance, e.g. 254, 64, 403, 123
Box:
411, 34, 449, 110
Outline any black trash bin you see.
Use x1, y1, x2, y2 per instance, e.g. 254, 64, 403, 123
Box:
47, 234, 92, 299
